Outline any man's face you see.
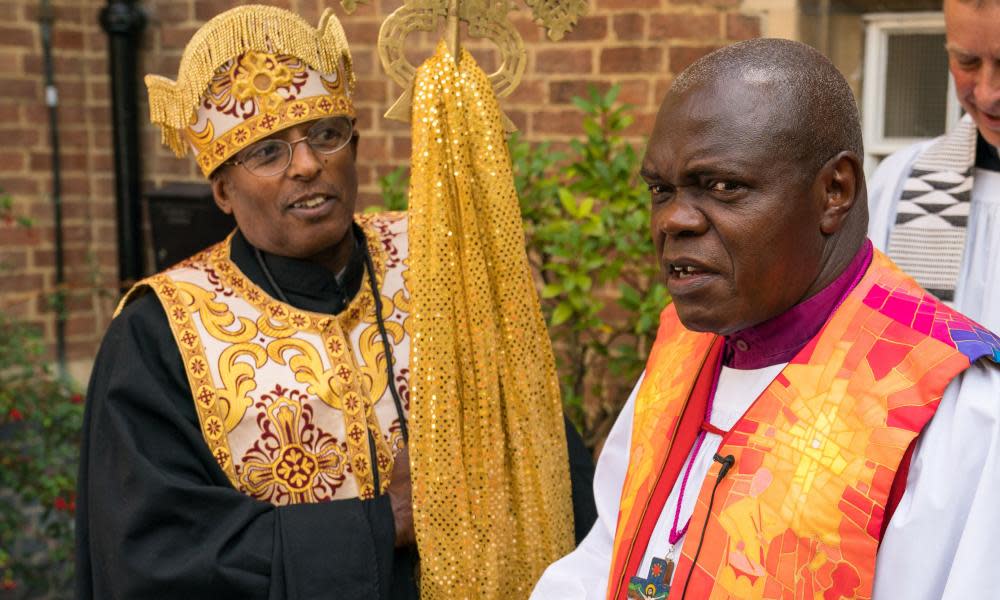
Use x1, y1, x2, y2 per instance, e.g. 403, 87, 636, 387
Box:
211, 118, 359, 261
641, 80, 829, 335
945, 0, 1000, 147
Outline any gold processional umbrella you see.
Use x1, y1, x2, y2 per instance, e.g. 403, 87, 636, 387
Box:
342, 0, 588, 597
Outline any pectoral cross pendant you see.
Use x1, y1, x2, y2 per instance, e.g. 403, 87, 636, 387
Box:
626, 555, 674, 600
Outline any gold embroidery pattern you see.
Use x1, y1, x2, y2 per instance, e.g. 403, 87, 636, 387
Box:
145, 275, 240, 485
230, 53, 304, 111
135, 213, 411, 502
238, 385, 349, 504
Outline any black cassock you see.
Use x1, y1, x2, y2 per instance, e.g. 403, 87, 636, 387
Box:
75, 230, 597, 599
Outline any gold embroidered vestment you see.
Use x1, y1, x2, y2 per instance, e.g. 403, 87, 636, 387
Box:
117, 212, 412, 504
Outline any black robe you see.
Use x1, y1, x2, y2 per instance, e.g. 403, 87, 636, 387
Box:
75, 229, 597, 599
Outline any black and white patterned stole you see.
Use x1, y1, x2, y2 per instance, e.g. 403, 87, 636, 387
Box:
887, 116, 977, 303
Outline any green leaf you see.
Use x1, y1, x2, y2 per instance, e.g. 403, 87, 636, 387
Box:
558, 188, 577, 215
552, 302, 573, 326
541, 283, 563, 299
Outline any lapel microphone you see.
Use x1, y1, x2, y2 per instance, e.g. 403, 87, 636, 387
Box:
713, 453, 736, 479
680, 453, 737, 600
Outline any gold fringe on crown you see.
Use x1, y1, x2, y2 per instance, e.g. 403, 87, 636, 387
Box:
145, 5, 356, 157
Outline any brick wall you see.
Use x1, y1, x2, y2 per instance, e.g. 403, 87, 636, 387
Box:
0, 0, 760, 375
0, 0, 117, 376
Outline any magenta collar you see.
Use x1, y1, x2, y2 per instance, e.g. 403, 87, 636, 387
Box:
723, 240, 874, 370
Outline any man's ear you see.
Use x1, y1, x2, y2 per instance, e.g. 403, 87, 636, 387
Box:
210, 170, 234, 215
818, 151, 862, 235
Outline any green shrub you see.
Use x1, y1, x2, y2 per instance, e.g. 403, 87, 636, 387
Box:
0, 191, 82, 597
373, 86, 669, 446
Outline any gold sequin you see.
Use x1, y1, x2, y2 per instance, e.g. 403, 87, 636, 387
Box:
408, 42, 574, 599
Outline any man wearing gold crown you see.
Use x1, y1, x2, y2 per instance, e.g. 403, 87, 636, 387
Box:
75, 5, 595, 599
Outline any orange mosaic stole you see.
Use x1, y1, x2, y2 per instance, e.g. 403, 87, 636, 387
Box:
607, 251, 999, 600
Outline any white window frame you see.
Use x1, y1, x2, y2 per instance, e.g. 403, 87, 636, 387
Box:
862, 12, 962, 168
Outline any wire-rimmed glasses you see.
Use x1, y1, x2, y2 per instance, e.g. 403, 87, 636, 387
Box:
229, 116, 354, 177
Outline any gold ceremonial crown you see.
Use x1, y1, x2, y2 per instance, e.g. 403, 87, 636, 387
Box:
145, 5, 357, 176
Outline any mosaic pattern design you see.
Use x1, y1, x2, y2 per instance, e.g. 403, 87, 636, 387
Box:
608, 251, 997, 600
863, 283, 1000, 364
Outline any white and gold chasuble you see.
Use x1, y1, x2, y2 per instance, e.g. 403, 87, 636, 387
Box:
119, 212, 411, 504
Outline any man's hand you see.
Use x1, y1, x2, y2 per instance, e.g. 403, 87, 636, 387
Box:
388, 446, 415, 548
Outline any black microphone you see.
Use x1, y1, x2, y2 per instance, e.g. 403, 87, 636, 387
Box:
713, 453, 736, 479
680, 453, 737, 600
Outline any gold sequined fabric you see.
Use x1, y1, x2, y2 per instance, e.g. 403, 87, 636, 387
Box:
408, 41, 575, 599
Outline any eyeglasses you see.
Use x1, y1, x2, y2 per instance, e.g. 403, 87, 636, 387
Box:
229, 116, 354, 177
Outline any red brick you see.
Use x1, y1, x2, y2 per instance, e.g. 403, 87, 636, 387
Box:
153, 3, 193, 23
669, 45, 723, 73
600, 47, 662, 74
531, 110, 586, 136
193, 0, 236, 23
506, 109, 528, 133
52, 29, 83, 50
0, 248, 28, 270
671, 0, 739, 6
64, 292, 94, 313
58, 130, 89, 149
654, 76, 675, 103
459, 48, 494, 74
0, 152, 26, 172
650, 13, 720, 40
2, 176, 41, 195
613, 14, 646, 41
597, 0, 661, 10
357, 190, 381, 210
0, 78, 39, 100
89, 153, 114, 171
159, 25, 200, 48
23, 3, 85, 22
0, 102, 18, 121
0, 295, 33, 319
726, 14, 761, 41
391, 136, 411, 161
356, 165, 374, 187
0, 25, 35, 47
65, 314, 96, 337
342, 20, 380, 46
351, 49, 376, 76
563, 16, 608, 42
550, 80, 611, 105
624, 111, 657, 137
0, 273, 44, 293
63, 176, 91, 195
0, 225, 39, 247
355, 106, 376, 132
355, 78, 387, 103
619, 79, 651, 106
23, 104, 48, 123
68, 339, 100, 361
506, 79, 545, 105
511, 16, 544, 44
534, 48, 592, 74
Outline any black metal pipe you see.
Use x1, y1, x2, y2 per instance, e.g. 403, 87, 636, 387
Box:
39, 0, 66, 376
99, 0, 145, 293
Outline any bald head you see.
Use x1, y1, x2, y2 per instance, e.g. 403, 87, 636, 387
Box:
952, 0, 1000, 8
670, 38, 863, 177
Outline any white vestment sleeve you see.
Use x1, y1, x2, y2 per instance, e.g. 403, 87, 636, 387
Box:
873, 361, 1000, 599
530, 373, 644, 600
867, 141, 930, 251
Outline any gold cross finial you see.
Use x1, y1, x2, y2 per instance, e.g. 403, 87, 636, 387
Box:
344, 0, 588, 130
